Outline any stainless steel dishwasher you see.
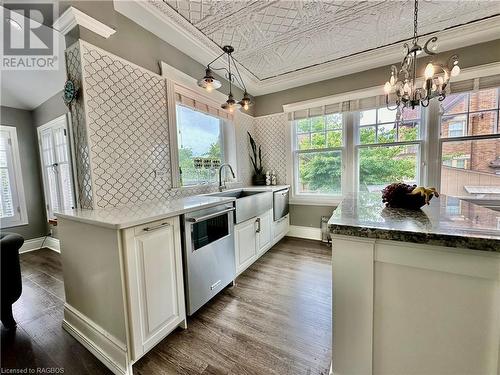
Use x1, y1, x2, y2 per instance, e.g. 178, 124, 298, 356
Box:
182, 203, 235, 315
273, 188, 290, 221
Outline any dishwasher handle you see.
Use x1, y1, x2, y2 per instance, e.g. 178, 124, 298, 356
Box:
186, 207, 235, 223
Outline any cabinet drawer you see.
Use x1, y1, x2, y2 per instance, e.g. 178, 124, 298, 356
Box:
273, 214, 289, 241
133, 217, 175, 236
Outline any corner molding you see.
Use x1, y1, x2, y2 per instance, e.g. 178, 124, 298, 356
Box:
19, 236, 60, 254
53, 6, 116, 38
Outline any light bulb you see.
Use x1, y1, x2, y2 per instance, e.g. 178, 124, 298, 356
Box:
432, 83, 437, 91
390, 74, 396, 86
403, 81, 410, 93
243, 103, 249, 111
424, 63, 435, 79
205, 82, 213, 92
451, 64, 460, 77
228, 105, 234, 113
384, 82, 392, 94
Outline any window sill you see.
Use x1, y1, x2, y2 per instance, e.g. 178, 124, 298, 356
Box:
289, 196, 342, 207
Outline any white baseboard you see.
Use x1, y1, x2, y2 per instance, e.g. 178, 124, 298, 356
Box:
287, 225, 323, 241
63, 303, 129, 375
19, 236, 60, 254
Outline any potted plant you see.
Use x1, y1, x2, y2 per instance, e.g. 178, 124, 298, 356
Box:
248, 132, 266, 185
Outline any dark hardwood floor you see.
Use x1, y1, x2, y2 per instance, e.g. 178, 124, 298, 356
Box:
134, 238, 332, 375
1, 238, 332, 375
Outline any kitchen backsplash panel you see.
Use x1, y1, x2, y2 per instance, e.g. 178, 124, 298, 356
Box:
81, 43, 172, 208
66, 42, 94, 209
68, 41, 252, 209
235, 111, 255, 187
254, 113, 289, 185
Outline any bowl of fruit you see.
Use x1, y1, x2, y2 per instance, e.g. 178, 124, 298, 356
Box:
382, 183, 439, 210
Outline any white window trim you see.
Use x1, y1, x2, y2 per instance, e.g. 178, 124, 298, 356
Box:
37, 114, 76, 220
0, 125, 28, 228
290, 111, 346, 205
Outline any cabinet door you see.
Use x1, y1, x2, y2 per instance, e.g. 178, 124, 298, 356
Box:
124, 217, 185, 360
235, 218, 258, 274
257, 209, 272, 256
272, 214, 290, 244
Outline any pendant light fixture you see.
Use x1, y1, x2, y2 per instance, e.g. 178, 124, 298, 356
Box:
384, 0, 460, 111
198, 45, 253, 112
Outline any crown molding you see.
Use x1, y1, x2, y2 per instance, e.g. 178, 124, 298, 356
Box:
53, 6, 116, 38
113, 0, 500, 96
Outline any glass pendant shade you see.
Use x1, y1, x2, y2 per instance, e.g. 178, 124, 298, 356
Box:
237, 92, 253, 111
221, 93, 238, 113
197, 68, 221, 92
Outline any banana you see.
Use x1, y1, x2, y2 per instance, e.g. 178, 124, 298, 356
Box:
409, 186, 440, 205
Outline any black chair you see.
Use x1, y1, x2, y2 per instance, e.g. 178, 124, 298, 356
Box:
0, 232, 24, 329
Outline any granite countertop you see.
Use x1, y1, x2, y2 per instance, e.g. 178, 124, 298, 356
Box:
328, 193, 500, 252
56, 195, 236, 230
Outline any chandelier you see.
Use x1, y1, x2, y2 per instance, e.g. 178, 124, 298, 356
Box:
198, 45, 253, 112
384, 0, 461, 111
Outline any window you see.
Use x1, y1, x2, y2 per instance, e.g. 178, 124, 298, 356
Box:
440, 88, 500, 200
0, 126, 28, 228
38, 116, 75, 220
448, 122, 466, 137
176, 104, 224, 186
356, 107, 422, 192
293, 113, 344, 197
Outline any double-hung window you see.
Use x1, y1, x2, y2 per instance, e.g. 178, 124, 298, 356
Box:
175, 104, 225, 186
439, 87, 500, 200
38, 115, 75, 219
0, 126, 28, 228
356, 106, 422, 192
292, 113, 344, 198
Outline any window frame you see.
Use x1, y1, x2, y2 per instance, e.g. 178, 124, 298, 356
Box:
166, 80, 237, 189
0, 125, 28, 228
175, 102, 226, 187
291, 112, 347, 205
37, 114, 76, 220
354, 107, 425, 193
437, 87, 500, 196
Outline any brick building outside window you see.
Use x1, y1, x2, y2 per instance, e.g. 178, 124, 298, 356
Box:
440, 87, 500, 202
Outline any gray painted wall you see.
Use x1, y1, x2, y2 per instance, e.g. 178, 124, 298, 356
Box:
32, 91, 68, 127
60, 1, 253, 115
254, 39, 500, 116
0, 106, 48, 240
290, 204, 337, 228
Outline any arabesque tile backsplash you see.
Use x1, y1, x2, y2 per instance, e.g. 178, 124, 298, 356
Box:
68, 41, 272, 209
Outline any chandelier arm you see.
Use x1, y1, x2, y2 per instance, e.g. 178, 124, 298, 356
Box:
230, 55, 247, 92
423, 37, 438, 55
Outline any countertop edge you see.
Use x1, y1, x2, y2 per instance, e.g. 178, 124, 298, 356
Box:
329, 223, 500, 252
56, 197, 236, 230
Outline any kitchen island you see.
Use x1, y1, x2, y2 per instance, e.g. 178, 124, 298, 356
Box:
329, 193, 500, 375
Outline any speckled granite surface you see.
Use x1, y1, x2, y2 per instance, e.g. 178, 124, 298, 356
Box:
328, 193, 500, 252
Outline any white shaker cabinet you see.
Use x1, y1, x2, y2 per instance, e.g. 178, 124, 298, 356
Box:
235, 217, 258, 274
256, 209, 272, 256
122, 216, 186, 361
235, 209, 277, 275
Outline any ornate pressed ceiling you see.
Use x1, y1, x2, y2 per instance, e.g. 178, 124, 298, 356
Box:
115, 0, 500, 95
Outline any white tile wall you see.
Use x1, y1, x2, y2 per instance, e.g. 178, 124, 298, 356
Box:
254, 113, 289, 185
68, 41, 256, 209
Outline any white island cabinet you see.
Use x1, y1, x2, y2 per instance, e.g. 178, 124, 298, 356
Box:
56, 196, 235, 375
329, 193, 500, 375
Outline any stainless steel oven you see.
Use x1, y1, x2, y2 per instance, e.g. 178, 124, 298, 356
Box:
273, 188, 289, 221
182, 203, 235, 315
